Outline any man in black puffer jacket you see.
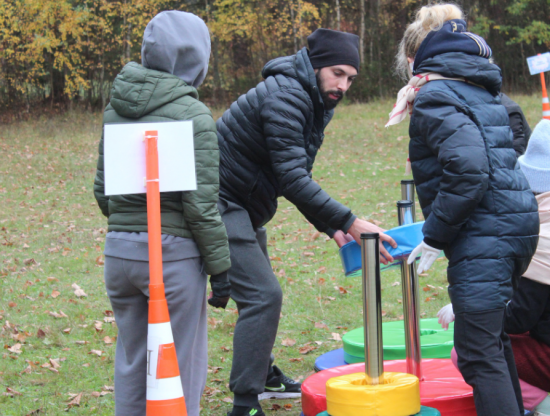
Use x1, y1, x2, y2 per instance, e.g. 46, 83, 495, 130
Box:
216, 29, 396, 416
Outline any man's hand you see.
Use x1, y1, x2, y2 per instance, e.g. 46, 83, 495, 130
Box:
347, 218, 397, 265
333, 230, 355, 248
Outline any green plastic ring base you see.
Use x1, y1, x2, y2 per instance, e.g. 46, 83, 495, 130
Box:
343, 318, 454, 362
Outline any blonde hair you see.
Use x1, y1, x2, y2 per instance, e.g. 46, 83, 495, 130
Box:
396, 3, 464, 80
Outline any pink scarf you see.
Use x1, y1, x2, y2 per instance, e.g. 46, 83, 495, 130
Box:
385, 73, 466, 127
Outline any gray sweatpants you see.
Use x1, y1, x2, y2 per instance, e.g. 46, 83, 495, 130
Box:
104, 232, 207, 416
218, 199, 283, 405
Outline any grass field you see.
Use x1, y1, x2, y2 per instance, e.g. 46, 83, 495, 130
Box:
0, 94, 542, 415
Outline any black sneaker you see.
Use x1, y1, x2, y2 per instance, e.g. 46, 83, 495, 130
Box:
258, 365, 302, 400
227, 405, 265, 416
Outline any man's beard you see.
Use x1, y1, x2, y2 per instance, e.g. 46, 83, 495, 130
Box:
316, 72, 343, 111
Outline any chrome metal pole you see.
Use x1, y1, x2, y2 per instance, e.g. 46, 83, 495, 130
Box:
401, 180, 416, 222
397, 200, 422, 380
361, 232, 384, 385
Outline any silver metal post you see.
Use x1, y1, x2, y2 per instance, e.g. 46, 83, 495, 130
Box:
401, 180, 416, 222
361, 232, 384, 385
397, 200, 422, 380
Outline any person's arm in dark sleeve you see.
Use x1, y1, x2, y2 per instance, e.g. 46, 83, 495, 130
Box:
297, 205, 336, 238
509, 111, 527, 157
505, 277, 550, 334
261, 90, 356, 233
93, 129, 110, 218
413, 91, 490, 248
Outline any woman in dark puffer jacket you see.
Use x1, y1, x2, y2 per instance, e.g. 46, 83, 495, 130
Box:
387, 4, 539, 416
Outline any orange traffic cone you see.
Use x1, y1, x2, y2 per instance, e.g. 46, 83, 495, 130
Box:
144, 130, 187, 416
541, 72, 550, 120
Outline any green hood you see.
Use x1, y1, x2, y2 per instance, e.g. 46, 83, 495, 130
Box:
109, 62, 199, 119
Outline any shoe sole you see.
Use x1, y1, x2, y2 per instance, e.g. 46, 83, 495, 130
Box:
258, 392, 301, 400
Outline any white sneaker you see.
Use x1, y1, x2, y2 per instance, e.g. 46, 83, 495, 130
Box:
534, 412, 550, 416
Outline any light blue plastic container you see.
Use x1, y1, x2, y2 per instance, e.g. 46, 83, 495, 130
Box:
338, 221, 425, 276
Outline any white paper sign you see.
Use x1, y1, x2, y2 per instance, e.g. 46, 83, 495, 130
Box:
104, 121, 197, 196
527, 53, 550, 75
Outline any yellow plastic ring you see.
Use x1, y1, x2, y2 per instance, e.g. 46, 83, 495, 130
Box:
326, 372, 420, 416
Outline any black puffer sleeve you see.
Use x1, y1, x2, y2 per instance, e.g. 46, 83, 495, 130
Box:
260, 90, 356, 233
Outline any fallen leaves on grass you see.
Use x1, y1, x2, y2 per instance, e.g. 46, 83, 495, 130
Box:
72, 283, 87, 297
49, 310, 68, 319
4, 387, 22, 397
310, 231, 321, 241
66, 392, 83, 409
7, 343, 22, 354
50, 290, 60, 298
89, 350, 103, 356
282, 338, 296, 347
103, 336, 114, 344
20, 364, 32, 375
203, 386, 221, 396
314, 322, 328, 330
289, 357, 303, 362
335, 286, 348, 294
331, 333, 342, 341
299, 345, 317, 354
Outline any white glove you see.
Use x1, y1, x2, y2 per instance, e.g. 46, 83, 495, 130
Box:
437, 303, 455, 330
407, 241, 441, 274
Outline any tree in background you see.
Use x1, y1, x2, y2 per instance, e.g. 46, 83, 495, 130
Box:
0, 0, 549, 112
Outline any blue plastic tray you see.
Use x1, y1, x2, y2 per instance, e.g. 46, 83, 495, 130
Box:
339, 221, 425, 276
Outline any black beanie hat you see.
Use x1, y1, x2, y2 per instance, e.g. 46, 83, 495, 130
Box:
307, 28, 360, 72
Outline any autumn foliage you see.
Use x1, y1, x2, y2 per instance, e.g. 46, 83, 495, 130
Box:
0, 0, 550, 111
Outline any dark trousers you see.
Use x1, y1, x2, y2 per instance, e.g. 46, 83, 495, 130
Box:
218, 198, 283, 406
454, 308, 524, 416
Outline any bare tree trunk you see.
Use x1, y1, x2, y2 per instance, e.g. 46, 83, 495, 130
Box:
50, 62, 54, 109
290, 2, 297, 53
100, 49, 106, 109
376, 0, 382, 97
126, 22, 132, 62
212, 36, 223, 105
298, 1, 304, 47
336, 0, 341, 31
360, 0, 365, 64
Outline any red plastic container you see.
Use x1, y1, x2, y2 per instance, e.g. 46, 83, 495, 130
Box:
301, 359, 476, 416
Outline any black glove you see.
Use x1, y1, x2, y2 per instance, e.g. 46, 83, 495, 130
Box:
208, 271, 231, 309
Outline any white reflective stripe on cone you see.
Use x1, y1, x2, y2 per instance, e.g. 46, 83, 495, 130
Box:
147, 376, 185, 401
148, 322, 175, 343
543, 97, 549, 104
147, 322, 178, 393
543, 111, 550, 116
